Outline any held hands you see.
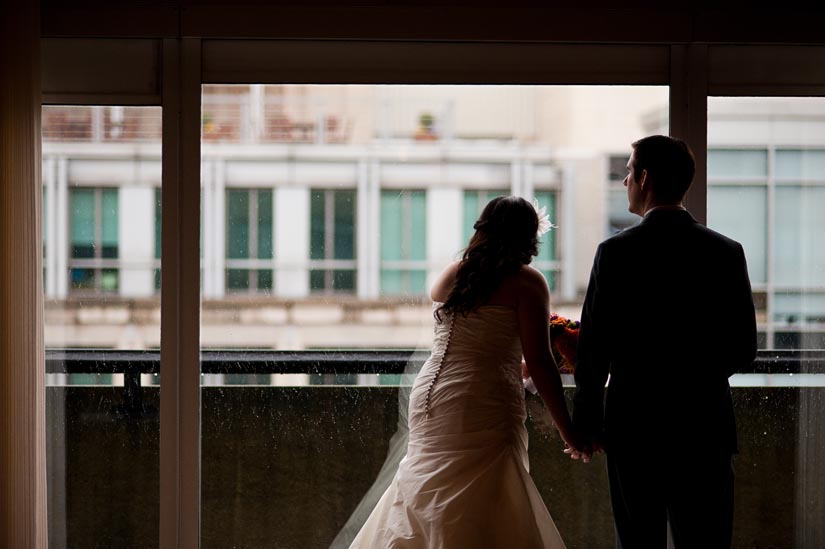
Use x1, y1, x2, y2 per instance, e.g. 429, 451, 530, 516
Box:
562, 433, 604, 464
518, 359, 603, 463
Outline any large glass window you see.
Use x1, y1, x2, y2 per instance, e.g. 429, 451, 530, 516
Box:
43, 105, 162, 547
380, 190, 427, 295
197, 84, 668, 548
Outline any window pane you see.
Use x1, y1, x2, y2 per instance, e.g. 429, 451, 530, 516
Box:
257, 269, 273, 291
774, 292, 825, 323
310, 190, 326, 260
309, 269, 326, 291
44, 105, 162, 547
463, 189, 508, 243
227, 269, 250, 290
381, 190, 426, 295
408, 269, 427, 295
774, 186, 825, 287
70, 267, 95, 290
775, 149, 825, 180
101, 188, 118, 258
409, 191, 427, 261
607, 155, 628, 181
535, 191, 557, 262
226, 190, 250, 259
332, 269, 355, 291
707, 186, 767, 284
70, 189, 95, 258
607, 189, 639, 234
707, 149, 768, 178
462, 191, 479, 245
380, 191, 404, 261
257, 190, 273, 259
101, 268, 119, 291
333, 190, 356, 260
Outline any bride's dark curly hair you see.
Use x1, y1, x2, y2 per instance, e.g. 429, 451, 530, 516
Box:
436, 196, 539, 320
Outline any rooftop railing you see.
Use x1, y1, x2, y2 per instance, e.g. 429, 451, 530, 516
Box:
45, 350, 825, 548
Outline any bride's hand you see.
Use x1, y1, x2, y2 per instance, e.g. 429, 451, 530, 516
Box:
563, 443, 592, 464
562, 432, 601, 464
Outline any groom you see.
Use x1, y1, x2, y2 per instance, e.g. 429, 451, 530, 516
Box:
571, 135, 757, 547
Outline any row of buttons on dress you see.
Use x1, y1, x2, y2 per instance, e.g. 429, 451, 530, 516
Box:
424, 313, 455, 418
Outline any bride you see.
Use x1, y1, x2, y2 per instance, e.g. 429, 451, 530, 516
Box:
349, 196, 582, 548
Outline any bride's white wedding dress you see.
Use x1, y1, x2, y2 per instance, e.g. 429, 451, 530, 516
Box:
350, 304, 565, 548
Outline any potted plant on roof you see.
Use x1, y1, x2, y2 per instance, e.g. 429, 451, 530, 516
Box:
415, 111, 438, 141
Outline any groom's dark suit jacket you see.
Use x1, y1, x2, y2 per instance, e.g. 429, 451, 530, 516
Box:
573, 208, 757, 454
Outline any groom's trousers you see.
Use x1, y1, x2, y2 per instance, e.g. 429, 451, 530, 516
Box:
607, 450, 734, 548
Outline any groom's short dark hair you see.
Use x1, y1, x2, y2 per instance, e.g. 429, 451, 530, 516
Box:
631, 135, 695, 204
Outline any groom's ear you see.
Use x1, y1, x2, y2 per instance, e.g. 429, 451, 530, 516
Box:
639, 169, 649, 190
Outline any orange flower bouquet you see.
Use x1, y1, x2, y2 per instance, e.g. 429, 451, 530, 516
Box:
523, 313, 580, 394
549, 313, 580, 374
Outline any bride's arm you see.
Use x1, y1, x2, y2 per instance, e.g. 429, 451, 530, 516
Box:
517, 268, 580, 451
429, 261, 461, 302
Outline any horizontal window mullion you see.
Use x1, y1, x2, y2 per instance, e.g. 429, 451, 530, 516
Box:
69, 259, 122, 268
307, 260, 357, 269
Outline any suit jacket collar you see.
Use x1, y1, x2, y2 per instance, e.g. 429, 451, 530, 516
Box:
640, 207, 697, 226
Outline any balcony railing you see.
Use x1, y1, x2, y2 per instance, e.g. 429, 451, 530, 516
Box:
45, 350, 825, 548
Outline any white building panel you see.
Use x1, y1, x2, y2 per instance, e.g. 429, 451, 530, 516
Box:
275, 186, 310, 297
225, 160, 289, 186
119, 186, 155, 297
68, 159, 161, 186
426, 187, 463, 290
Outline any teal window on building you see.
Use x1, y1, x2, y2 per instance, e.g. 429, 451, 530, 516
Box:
225, 188, 274, 293
533, 191, 559, 293
380, 190, 427, 295
69, 187, 119, 292
310, 189, 357, 294
462, 188, 509, 244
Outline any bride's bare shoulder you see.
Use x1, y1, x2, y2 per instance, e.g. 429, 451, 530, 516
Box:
513, 265, 550, 296
430, 261, 461, 302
